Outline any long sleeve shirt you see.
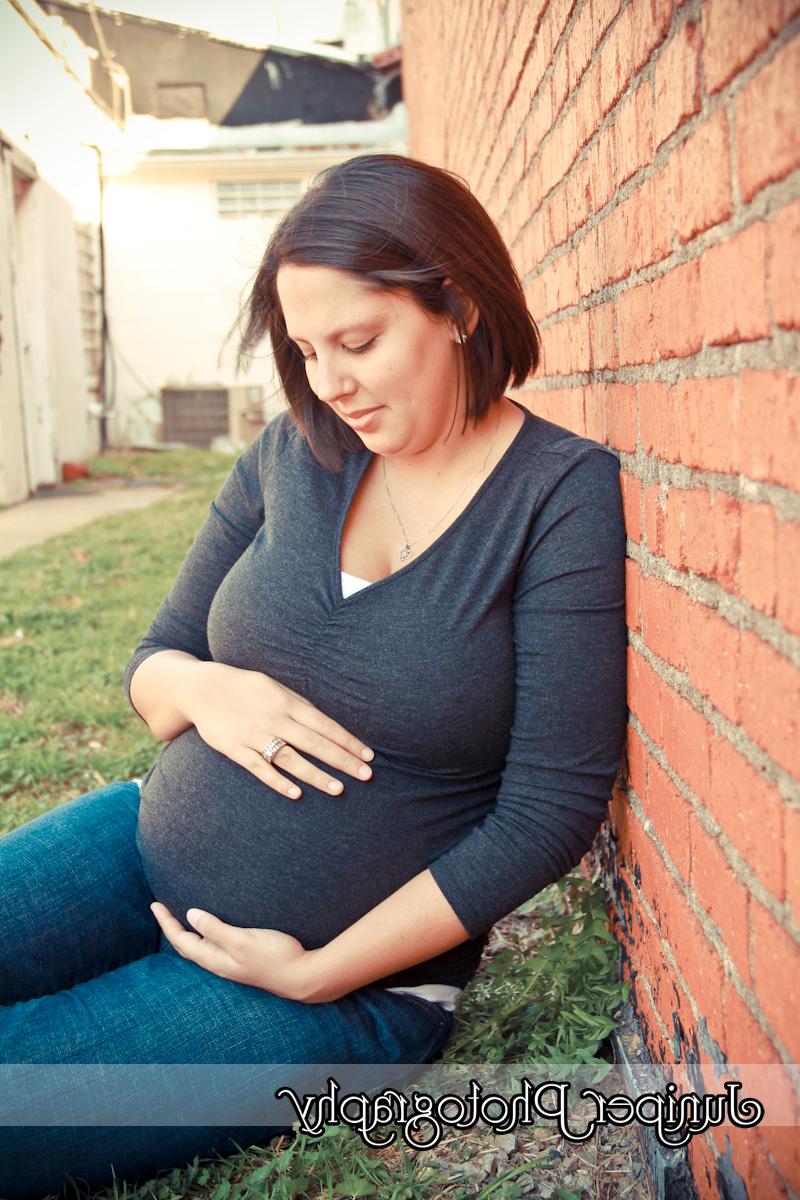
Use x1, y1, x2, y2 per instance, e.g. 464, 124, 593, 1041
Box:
122, 400, 628, 990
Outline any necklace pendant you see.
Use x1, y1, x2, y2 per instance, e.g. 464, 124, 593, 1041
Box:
399, 544, 413, 562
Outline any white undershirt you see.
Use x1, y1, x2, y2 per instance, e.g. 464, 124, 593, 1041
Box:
340, 569, 463, 1014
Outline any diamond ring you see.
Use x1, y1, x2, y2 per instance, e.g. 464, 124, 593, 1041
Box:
261, 736, 288, 765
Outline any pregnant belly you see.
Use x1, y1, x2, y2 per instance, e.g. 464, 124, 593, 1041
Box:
136, 727, 494, 947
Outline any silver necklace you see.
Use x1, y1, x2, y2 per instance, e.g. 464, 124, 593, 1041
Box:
382, 410, 501, 562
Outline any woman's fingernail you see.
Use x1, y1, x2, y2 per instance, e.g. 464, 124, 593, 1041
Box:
288, 786, 301, 799
361, 748, 374, 761
358, 765, 372, 780
327, 780, 343, 794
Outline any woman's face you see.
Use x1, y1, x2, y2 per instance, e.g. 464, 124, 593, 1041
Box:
276, 263, 465, 460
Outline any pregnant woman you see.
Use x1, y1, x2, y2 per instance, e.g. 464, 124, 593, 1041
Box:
0, 153, 628, 1198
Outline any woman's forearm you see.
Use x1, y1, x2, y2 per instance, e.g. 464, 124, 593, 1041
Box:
129, 650, 208, 741
300, 869, 472, 1003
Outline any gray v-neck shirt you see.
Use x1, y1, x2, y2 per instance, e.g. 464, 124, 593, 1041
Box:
123, 402, 628, 990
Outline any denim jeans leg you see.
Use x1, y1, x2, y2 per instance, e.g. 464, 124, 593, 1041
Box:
0, 949, 454, 1199
0, 781, 158, 1005
0, 785, 455, 1200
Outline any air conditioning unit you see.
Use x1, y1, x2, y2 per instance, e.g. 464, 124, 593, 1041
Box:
160, 385, 265, 448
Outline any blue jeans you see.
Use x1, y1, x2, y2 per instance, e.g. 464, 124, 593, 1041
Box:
0, 782, 454, 1199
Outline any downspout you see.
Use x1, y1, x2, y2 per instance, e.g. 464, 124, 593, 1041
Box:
84, 142, 109, 451
0, 142, 34, 497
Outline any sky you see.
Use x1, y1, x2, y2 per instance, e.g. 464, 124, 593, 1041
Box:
91, 0, 349, 49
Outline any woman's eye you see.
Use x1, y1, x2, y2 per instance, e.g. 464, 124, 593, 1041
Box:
298, 337, 375, 363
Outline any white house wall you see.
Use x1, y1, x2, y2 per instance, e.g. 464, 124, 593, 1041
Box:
0, 0, 118, 504
102, 167, 286, 445
101, 169, 280, 446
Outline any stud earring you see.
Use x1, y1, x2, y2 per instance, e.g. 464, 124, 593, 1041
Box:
453, 331, 468, 344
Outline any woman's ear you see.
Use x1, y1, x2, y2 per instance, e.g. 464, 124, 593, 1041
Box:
442, 277, 480, 337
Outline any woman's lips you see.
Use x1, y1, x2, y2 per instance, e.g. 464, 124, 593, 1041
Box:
340, 406, 383, 432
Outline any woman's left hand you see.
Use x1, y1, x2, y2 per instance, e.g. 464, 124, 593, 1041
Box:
150, 902, 319, 1001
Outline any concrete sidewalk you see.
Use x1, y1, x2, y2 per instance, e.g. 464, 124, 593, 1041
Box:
0, 482, 176, 560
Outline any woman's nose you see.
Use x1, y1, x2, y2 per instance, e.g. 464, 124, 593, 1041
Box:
312, 356, 356, 405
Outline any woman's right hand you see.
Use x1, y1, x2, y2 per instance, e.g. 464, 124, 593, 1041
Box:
181, 661, 374, 800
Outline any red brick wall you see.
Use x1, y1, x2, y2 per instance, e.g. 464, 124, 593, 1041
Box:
401, 2, 799, 1196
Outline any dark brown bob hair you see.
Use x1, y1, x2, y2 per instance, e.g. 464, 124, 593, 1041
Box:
237, 152, 540, 472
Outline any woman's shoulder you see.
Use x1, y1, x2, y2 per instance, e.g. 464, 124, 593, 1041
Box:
243, 408, 319, 479
512, 404, 619, 474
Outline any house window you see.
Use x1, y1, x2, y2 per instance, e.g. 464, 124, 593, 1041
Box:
217, 180, 303, 219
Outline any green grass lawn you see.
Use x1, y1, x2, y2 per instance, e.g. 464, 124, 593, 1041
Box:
0, 448, 628, 1200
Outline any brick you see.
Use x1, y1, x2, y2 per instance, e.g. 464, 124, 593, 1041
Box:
681, 598, 741, 725
583, 382, 608, 445
736, 370, 800, 490
626, 817, 676, 934
709, 1120, 794, 1200
703, 0, 785, 94
708, 733, 785, 900
679, 487, 741, 590
639, 381, 679, 462
642, 564, 686, 676
673, 109, 733, 242
618, 282, 656, 364
662, 687, 712, 800
557, 247, 580, 310
557, 103, 580, 181
631, 0, 673, 73
738, 631, 800, 776
690, 813, 751, 985
574, 58, 602, 161
615, 86, 644, 188
699, 222, 770, 346
525, 274, 547, 321
624, 723, 647, 797
541, 385, 584, 429
767, 200, 800, 329
761, 1110, 800, 1197
552, 47, 569, 122
647, 759, 691, 881
570, 308, 592, 372
653, 258, 703, 358
739, 502, 778, 617
736, 37, 800, 202
667, 892, 727, 1020
600, 4, 635, 116
588, 124, 615, 212
628, 646, 667, 748
566, 0, 593, 92
588, 301, 617, 369
606, 382, 636, 451
541, 319, 565, 376
614, 185, 650, 277
644, 482, 666, 555
597, 202, 628, 285
591, 0, 621, 48
564, 161, 590, 238
752, 900, 800, 1062
687, 1134, 720, 1200
577, 224, 600, 294
676, 377, 737, 473
723, 977, 781, 1064
776, 521, 800, 635
786, 806, 800, 928
645, 167, 674, 263
549, 185, 570, 246
653, 19, 702, 148
625, 554, 642, 630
